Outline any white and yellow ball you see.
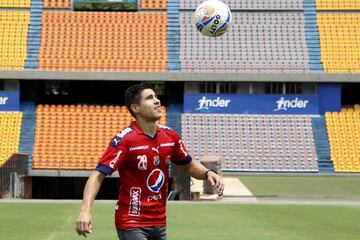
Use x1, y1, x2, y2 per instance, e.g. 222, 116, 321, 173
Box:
194, 0, 232, 37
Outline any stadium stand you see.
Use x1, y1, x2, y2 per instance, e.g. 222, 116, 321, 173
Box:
316, 0, 360, 10
43, 0, 71, 9
19, 103, 36, 169
180, 12, 310, 72
303, 0, 323, 72
167, 0, 181, 71
38, 12, 168, 72
317, 13, 360, 73
0, 0, 31, 8
25, 0, 43, 70
311, 117, 333, 173
325, 106, 360, 172
180, 0, 303, 10
140, 0, 166, 10
32, 104, 167, 170
0, 11, 30, 70
182, 114, 318, 172
0, 112, 22, 166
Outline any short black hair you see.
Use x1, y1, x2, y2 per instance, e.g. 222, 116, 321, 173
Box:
125, 83, 154, 118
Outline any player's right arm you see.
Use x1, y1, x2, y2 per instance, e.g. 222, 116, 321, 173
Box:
75, 129, 129, 237
75, 170, 106, 237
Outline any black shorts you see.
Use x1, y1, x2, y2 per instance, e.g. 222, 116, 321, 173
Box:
117, 226, 167, 240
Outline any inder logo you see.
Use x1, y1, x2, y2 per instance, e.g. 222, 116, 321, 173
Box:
274, 97, 309, 112
196, 96, 231, 111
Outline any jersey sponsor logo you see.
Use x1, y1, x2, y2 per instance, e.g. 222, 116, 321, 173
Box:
111, 127, 133, 147
137, 155, 148, 170
178, 140, 188, 157
110, 150, 122, 169
148, 193, 162, 202
157, 124, 170, 130
153, 156, 160, 165
129, 145, 149, 151
112, 138, 121, 147
152, 146, 159, 154
147, 169, 165, 193
129, 187, 141, 216
160, 142, 175, 147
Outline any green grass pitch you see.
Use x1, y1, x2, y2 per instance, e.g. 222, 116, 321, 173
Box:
238, 175, 360, 197
0, 202, 359, 240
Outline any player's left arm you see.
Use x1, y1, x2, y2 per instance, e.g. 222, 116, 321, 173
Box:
170, 130, 224, 194
183, 160, 224, 194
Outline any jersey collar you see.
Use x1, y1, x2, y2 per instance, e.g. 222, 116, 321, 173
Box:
130, 121, 160, 139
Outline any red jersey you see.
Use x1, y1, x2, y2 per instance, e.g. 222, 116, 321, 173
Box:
96, 121, 192, 229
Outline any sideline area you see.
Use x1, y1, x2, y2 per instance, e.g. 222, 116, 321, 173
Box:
191, 177, 257, 202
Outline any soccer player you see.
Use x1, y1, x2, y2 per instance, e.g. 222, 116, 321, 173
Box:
75, 83, 224, 240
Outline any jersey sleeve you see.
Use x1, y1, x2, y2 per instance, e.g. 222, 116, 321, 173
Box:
96, 136, 127, 176
170, 131, 192, 165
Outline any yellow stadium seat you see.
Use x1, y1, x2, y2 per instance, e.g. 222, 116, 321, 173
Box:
317, 0, 360, 10
0, 11, 30, 70
0, 112, 23, 166
0, 0, 31, 8
317, 13, 360, 73
326, 105, 360, 172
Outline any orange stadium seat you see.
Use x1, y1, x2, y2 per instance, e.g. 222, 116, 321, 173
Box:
43, 0, 71, 9
32, 104, 167, 170
38, 12, 168, 72
140, 0, 167, 10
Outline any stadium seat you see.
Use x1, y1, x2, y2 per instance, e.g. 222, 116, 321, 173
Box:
140, 0, 166, 10
38, 12, 168, 72
0, 112, 22, 166
317, 13, 360, 73
182, 114, 318, 172
326, 106, 360, 172
180, 11, 310, 73
0, 0, 31, 8
316, 0, 360, 10
43, 0, 71, 9
0, 11, 30, 70
32, 104, 167, 170
179, 0, 303, 10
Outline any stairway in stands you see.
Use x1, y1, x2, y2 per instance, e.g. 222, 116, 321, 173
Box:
25, 0, 43, 69
303, 0, 323, 71
19, 102, 36, 169
167, 0, 181, 71
311, 117, 334, 173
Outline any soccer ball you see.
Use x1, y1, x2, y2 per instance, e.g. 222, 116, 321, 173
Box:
194, 0, 232, 37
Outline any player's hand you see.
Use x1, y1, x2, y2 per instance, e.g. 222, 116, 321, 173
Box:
207, 171, 225, 195
75, 210, 93, 237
